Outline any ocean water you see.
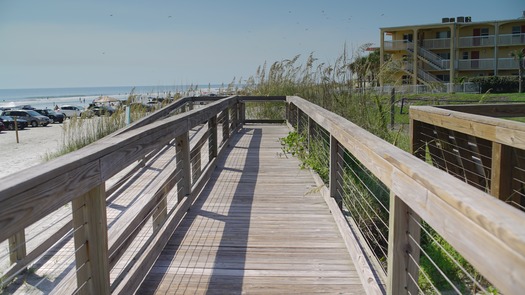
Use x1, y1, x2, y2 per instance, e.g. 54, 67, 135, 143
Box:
0, 85, 223, 110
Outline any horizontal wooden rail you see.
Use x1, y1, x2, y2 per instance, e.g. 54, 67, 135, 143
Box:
411, 105, 525, 149
437, 103, 525, 118
288, 96, 525, 295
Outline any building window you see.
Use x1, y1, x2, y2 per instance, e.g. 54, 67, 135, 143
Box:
436, 31, 450, 39
462, 52, 469, 59
481, 28, 489, 38
512, 26, 521, 35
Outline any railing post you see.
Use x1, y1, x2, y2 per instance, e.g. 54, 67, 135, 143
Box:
176, 131, 191, 202
329, 135, 343, 208
208, 115, 218, 161
239, 101, 245, 127
232, 102, 238, 130
222, 108, 230, 143
387, 193, 421, 295
307, 117, 314, 151
410, 119, 426, 160
72, 184, 110, 295
297, 108, 303, 135
8, 230, 26, 265
491, 142, 513, 201
152, 197, 168, 232
289, 103, 298, 130
286, 102, 290, 124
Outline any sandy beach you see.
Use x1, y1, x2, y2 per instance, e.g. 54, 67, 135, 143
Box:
0, 123, 63, 179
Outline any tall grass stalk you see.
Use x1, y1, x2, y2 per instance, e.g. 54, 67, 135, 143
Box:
241, 45, 407, 146
43, 105, 157, 161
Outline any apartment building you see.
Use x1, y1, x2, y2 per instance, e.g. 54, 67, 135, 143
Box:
379, 14, 525, 91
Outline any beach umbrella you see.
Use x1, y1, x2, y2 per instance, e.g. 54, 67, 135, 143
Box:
94, 96, 119, 103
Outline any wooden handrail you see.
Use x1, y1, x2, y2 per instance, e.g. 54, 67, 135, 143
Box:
0, 96, 237, 242
411, 105, 525, 149
288, 96, 525, 295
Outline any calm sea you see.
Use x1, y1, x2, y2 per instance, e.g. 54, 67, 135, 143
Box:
0, 85, 222, 110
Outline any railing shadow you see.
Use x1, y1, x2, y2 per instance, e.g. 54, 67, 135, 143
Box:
137, 127, 261, 294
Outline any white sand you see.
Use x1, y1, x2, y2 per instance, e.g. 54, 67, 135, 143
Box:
0, 123, 63, 179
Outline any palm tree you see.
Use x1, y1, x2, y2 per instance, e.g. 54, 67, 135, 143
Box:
510, 49, 525, 93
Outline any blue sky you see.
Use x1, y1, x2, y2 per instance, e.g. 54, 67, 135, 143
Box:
0, 0, 523, 89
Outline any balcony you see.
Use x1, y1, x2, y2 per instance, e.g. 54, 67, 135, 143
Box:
498, 58, 521, 70
458, 35, 495, 48
422, 38, 450, 49
499, 33, 525, 46
458, 58, 494, 70
383, 40, 408, 51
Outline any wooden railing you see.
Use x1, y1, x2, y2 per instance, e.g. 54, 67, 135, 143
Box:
0, 96, 285, 294
410, 104, 525, 209
288, 96, 525, 294
2, 96, 524, 294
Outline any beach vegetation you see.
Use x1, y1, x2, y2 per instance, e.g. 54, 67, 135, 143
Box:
42, 94, 177, 161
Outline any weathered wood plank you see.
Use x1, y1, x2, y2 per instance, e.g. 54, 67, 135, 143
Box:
438, 103, 525, 118
136, 125, 366, 294
410, 105, 525, 149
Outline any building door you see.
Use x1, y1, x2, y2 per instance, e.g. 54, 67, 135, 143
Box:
473, 28, 481, 46
471, 51, 480, 69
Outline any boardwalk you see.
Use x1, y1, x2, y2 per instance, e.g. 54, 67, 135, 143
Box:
137, 124, 366, 294
3, 96, 524, 294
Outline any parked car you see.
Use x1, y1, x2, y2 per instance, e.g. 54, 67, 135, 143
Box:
58, 105, 83, 118
35, 109, 64, 123
86, 104, 115, 117
0, 121, 4, 132
0, 115, 28, 130
0, 110, 51, 127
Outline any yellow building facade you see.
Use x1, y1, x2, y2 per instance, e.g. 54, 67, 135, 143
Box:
379, 16, 525, 90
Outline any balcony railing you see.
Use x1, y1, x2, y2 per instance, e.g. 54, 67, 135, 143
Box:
499, 33, 525, 46
383, 40, 408, 51
498, 58, 521, 70
458, 58, 495, 70
458, 35, 495, 47
422, 38, 450, 49
421, 60, 451, 71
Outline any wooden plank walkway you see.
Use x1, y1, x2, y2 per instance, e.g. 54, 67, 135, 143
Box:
137, 124, 366, 294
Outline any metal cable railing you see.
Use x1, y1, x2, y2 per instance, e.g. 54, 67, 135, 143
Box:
412, 107, 525, 212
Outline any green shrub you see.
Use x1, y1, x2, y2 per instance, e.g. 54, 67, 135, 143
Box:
468, 76, 519, 93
